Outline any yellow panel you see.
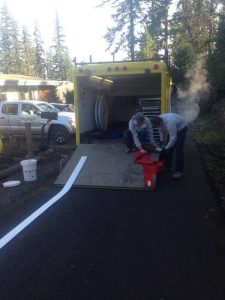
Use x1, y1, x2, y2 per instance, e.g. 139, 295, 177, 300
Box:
75, 61, 165, 77
73, 69, 80, 145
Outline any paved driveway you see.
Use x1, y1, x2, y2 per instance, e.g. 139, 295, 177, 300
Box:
0, 129, 225, 299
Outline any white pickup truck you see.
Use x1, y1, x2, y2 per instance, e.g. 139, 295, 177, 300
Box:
0, 100, 75, 144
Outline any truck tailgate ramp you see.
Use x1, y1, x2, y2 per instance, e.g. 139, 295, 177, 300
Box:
55, 144, 145, 189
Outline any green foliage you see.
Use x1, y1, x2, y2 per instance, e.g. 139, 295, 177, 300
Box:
171, 0, 218, 54
100, 0, 143, 60
194, 102, 225, 198
170, 43, 197, 84
169, 0, 223, 84
144, 0, 172, 63
33, 22, 46, 78
0, 3, 73, 81
65, 90, 74, 104
0, 3, 21, 73
20, 26, 36, 76
48, 12, 73, 80
206, 14, 225, 91
100, 0, 172, 62
137, 27, 157, 59
0, 0, 224, 87
195, 112, 225, 147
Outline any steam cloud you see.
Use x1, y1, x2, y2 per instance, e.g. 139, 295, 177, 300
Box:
176, 59, 210, 123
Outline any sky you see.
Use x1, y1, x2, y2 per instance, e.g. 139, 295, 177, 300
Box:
2, 0, 122, 63
2, 0, 177, 63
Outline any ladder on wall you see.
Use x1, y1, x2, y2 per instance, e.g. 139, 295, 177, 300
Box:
139, 98, 161, 142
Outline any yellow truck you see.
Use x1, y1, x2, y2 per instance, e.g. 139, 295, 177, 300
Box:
73, 60, 171, 144
56, 60, 172, 190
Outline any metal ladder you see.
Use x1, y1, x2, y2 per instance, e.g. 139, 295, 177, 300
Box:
139, 98, 161, 142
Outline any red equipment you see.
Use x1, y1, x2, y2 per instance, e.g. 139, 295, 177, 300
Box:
135, 150, 163, 189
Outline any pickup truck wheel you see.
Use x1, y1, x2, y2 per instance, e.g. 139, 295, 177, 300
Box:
50, 126, 69, 145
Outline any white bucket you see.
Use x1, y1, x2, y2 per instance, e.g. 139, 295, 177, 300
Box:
20, 159, 37, 181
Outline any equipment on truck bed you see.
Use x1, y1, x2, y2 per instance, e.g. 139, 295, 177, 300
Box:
73, 59, 172, 145
135, 149, 163, 190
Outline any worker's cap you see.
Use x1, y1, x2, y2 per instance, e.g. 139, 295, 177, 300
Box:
135, 112, 145, 124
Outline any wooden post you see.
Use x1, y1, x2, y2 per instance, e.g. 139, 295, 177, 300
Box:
0, 136, 3, 154
24, 122, 34, 158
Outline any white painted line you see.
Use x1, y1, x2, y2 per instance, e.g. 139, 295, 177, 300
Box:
0, 156, 87, 250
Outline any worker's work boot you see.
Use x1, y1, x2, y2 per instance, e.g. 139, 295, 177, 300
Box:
172, 171, 183, 178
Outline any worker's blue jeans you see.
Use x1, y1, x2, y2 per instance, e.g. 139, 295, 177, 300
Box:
165, 126, 188, 173
124, 129, 149, 150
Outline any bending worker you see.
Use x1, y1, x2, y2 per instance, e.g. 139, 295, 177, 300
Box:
152, 113, 188, 178
124, 112, 156, 154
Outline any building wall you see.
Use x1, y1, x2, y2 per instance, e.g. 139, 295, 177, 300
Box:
0, 87, 56, 102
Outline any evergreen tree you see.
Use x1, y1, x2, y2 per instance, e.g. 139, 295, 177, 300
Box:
170, 42, 197, 84
137, 27, 157, 59
49, 12, 73, 80
100, 0, 173, 61
20, 26, 36, 76
0, 2, 21, 73
46, 48, 54, 79
171, 0, 221, 55
144, 0, 172, 63
207, 13, 225, 91
33, 22, 46, 78
100, 0, 143, 60
169, 0, 223, 84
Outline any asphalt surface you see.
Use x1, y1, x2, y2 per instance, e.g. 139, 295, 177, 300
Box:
1, 131, 225, 300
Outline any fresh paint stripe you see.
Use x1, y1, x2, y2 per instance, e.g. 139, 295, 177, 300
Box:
0, 156, 87, 250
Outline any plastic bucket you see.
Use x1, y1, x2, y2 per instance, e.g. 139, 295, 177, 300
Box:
20, 159, 37, 181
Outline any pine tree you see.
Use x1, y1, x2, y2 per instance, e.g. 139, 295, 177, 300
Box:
171, 0, 221, 55
0, 2, 21, 73
144, 0, 172, 63
100, 0, 174, 61
20, 26, 36, 76
137, 27, 157, 59
46, 48, 54, 79
49, 12, 73, 80
170, 42, 197, 84
207, 13, 225, 90
100, 0, 143, 60
33, 22, 46, 78
169, 0, 223, 84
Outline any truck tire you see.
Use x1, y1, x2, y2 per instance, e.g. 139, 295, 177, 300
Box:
49, 125, 69, 145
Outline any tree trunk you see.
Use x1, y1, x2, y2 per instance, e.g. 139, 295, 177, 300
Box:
129, 0, 135, 60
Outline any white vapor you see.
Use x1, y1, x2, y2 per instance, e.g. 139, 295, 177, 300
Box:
176, 59, 210, 123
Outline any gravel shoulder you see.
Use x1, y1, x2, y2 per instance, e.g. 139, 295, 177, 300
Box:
0, 144, 76, 212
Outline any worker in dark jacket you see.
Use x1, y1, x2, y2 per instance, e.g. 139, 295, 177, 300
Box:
152, 113, 188, 178
124, 112, 156, 154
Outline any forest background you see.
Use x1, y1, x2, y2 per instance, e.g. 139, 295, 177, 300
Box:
1, 0, 225, 95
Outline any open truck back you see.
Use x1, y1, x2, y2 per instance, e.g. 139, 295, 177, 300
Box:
55, 60, 172, 189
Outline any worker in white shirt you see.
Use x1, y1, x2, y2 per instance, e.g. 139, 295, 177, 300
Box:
124, 112, 156, 154
152, 113, 188, 178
